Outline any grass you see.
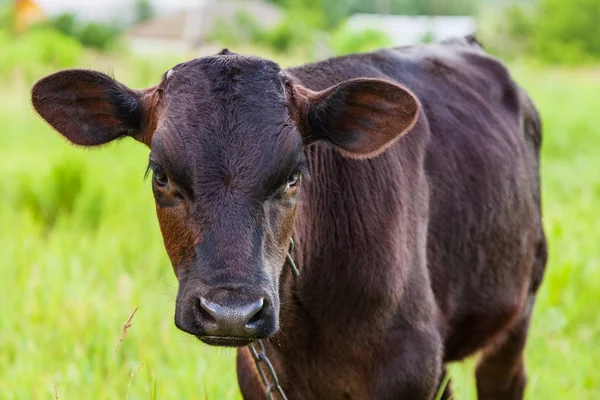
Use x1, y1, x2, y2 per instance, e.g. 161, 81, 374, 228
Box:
0, 53, 598, 399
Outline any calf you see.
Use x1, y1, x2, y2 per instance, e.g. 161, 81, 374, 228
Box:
32, 37, 547, 399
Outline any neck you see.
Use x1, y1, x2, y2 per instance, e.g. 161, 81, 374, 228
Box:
284, 144, 414, 330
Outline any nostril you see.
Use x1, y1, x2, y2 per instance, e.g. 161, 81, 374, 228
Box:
246, 297, 266, 328
196, 297, 216, 325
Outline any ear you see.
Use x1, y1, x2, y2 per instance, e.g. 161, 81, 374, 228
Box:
291, 78, 420, 159
31, 69, 161, 147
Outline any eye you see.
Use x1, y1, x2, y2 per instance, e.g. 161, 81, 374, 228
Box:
286, 171, 301, 191
152, 164, 169, 187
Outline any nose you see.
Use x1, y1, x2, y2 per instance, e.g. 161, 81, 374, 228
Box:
197, 297, 266, 338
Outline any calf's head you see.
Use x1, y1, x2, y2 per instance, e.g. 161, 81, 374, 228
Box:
32, 51, 420, 346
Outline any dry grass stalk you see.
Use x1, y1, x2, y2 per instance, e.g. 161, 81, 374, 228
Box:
115, 307, 139, 355
125, 362, 145, 400
100, 307, 140, 399
53, 384, 59, 400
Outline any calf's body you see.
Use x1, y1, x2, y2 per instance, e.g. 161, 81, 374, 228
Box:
238, 38, 547, 399
32, 37, 546, 399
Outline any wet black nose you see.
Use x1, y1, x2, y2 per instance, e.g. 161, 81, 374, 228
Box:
197, 297, 266, 338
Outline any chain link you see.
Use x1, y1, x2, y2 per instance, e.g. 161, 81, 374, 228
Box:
247, 238, 297, 400
286, 238, 299, 277
248, 340, 288, 400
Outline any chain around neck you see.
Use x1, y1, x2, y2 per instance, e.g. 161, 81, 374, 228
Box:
247, 238, 297, 399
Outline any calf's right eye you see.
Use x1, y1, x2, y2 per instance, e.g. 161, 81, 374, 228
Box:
151, 164, 168, 187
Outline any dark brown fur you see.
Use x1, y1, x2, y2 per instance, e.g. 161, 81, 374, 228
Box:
32, 37, 546, 399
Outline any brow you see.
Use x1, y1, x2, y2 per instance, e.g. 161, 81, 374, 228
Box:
264, 128, 307, 190
148, 134, 195, 193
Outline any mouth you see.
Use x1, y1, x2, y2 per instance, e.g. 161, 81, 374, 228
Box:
197, 335, 257, 347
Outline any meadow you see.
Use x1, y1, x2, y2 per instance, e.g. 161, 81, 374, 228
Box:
0, 52, 598, 399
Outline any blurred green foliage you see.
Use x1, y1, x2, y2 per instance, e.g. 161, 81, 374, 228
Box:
15, 158, 94, 233
76, 21, 120, 50
330, 23, 392, 56
532, 0, 600, 64
209, 11, 266, 49
261, 8, 325, 54
3, 0, 599, 66
134, 0, 154, 24
210, 0, 482, 58
48, 13, 121, 51
0, 4, 13, 30
1, 3, 120, 51
210, 6, 388, 59
481, 0, 600, 65
267, 0, 477, 28
0, 27, 83, 80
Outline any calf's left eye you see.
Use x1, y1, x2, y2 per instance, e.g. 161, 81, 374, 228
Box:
286, 172, 300, 191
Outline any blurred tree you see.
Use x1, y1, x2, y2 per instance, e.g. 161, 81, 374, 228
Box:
230, 0, 478, 57
477, 0, 600, 64
533, 0, 600, 63
0, 5, 15, 31
375, 0, 391, 14
387, 0, 476, 15
52, 13, 78, 37
268, 0, 361, 28
134, 0, 154, 24
209, 10, 265, 48
331, 22, 392, 55
477, 2, 536, 61
505, 3, 534, 39
78, 22, 120, 50
45, 12, 120, 51
267, 0, 477, 29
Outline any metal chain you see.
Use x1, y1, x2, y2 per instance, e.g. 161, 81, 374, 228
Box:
248, 340, 288, 400
247, 238, 297, 400
286, 238, 299, 277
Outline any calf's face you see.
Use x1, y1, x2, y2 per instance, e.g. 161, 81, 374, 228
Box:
32, 51, 420, 346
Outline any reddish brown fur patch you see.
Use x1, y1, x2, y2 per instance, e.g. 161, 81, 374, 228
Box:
155, 202, 197, 276
236, 347, 266, 397
137, 86, 163, 147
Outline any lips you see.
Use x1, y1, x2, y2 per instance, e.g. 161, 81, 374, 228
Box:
197, 335, 256, 347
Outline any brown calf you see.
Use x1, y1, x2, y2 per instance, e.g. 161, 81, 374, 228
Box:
32, 37, 547, 399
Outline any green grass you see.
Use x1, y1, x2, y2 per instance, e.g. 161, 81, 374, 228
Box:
0, 56, 599, 399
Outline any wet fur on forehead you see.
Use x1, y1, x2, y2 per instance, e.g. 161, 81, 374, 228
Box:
152, 51, 301, 198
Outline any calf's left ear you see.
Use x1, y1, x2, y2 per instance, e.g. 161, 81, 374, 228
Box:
31, 69, 160, 147
291, 78, 420, 159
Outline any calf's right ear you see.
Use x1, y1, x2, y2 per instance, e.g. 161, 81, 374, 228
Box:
31, 69, 160, 147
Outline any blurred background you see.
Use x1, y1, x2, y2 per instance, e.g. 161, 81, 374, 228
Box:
0, 0, 599, 398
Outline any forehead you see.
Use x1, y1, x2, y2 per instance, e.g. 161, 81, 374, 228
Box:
151, 52, 300, 189
164, 52, 285, 98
